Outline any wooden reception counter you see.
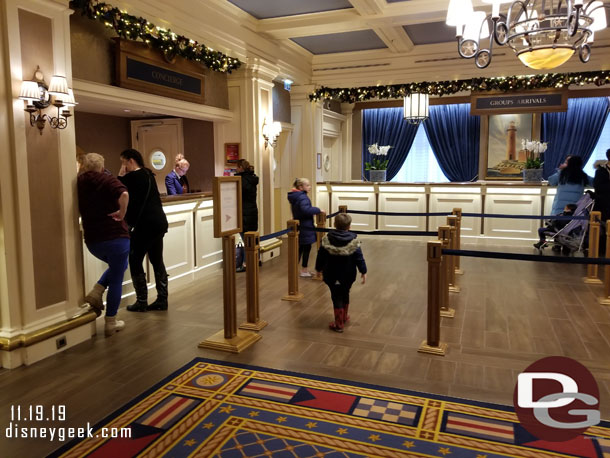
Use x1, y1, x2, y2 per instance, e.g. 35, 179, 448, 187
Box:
315, 181, 560, 241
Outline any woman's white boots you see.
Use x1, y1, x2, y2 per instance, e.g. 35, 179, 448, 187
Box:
104, 316, 125, 337
85, 283, 106, 316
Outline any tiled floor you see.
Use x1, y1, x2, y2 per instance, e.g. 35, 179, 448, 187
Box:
2, 236, 610, 457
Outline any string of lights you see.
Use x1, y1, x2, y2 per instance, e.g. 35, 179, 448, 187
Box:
309, 71, 610, 102
71, 0, 241, 73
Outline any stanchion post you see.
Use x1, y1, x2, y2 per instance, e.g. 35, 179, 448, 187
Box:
447, 216, 460, 293
585, 211, 602, 284
452, 208, 463, 275
282, 220, 304, 301
438, 226, 455, 318
313, 211, 326, 281
339, 205, 348, 214
239, 232, 268, 331
418, 241, 447, 356
599, 221, 610, 305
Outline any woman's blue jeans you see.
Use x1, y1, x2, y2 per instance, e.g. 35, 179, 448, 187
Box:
86, 237, 130, 317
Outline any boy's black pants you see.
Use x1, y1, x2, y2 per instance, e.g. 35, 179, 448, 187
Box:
325, 280, 353, 309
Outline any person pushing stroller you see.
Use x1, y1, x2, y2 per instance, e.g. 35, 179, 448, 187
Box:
534, 203, 577, 251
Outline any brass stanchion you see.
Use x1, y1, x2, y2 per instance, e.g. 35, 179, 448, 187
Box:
418, 241, 448, 355
199, 235, 261, 352
599, 221, 610, 305
282, 220, 304, 301
313, 211, 326, 281
452, 208, 464, 275
438, 226, 455, 318
239, 232, 267, 331
585, 211, 602, 284
447, 216, 460, 293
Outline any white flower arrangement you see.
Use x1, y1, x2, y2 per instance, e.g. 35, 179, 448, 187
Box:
521, 139, 548, 169
365, 143, 391, 170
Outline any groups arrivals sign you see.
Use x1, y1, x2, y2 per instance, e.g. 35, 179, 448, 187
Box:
471, 90, 567, 115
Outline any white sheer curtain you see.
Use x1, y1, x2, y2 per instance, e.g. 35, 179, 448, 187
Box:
391, 125, 449, 183
584, 114, 610, 176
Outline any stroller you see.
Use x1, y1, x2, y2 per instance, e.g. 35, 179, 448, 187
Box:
538, 192, 595, 255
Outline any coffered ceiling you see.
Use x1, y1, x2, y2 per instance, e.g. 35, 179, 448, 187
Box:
90, 0, 610, 90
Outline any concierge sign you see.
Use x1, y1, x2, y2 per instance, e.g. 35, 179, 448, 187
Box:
471, 90, 567, 115
115, 39, 205, 104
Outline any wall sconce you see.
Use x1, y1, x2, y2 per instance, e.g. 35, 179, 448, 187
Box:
19, 66, 77, 135
262, 119, 282, 148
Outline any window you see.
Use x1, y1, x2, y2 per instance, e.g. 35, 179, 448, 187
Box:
391, 126, 449, 183
584, 114, 610, 177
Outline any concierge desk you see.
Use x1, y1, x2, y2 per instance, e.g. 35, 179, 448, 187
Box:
83, 193, 222, 297
316, 182, 560, 241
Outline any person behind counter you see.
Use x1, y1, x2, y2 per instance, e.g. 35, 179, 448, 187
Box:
165, 158, 190, 195
119, 148, 170, 312
175, 154, 190, 193
78, 153, 130, 336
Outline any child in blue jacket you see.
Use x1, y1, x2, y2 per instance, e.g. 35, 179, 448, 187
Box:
315, 213, 367, 333
287, 178, 321, 277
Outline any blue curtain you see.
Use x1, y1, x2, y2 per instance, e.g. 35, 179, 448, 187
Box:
362, 108, 418, 181
541, 97, 610, 179
422, 104, 480, 182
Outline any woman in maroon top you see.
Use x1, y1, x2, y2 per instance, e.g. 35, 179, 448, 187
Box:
78, 153, 130, 336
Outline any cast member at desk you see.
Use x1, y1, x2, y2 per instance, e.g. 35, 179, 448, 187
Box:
175, 154, 190, 193
119, 148, 170, 312
165, 159, 190, 195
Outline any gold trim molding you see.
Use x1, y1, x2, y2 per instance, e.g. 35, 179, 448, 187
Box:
0, 311, 96, 351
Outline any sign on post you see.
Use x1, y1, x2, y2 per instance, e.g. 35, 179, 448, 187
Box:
213, 176, 242, 237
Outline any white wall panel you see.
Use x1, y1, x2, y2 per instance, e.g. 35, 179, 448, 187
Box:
378, 190, 426, 231
429, 193, 481, 236
484, 193, 541, 239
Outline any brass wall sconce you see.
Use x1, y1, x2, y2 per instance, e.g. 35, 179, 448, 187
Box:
19, 66, 77, 135
262, 119, 282, 148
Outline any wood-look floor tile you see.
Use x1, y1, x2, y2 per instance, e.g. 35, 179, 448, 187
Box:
426, 359, 456, 384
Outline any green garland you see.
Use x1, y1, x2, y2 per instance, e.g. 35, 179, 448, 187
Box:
309, 70, 610, 102
71, 0, 241, 73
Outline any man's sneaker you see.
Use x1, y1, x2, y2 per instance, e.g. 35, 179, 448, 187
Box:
299, 271, 312, 278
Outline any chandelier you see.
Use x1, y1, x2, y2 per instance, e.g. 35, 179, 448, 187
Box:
446, 0, 609, 70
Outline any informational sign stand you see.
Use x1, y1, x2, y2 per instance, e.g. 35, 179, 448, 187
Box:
198, 177, 261, 353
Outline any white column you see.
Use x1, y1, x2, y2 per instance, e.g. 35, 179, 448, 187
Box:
0, 0, 94, 368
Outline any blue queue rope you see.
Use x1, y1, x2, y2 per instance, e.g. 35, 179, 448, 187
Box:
461, 212, 589, 221
341, 209, 589, 221
308, 227, 437, 236
326, 211, 340, 219
442, 248, 610, 265
260, 228, 292, 242
346, 209, 452, 217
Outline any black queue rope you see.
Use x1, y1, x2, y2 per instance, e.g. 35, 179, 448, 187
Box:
443, 248, 610, 265
342, 209, 588, 221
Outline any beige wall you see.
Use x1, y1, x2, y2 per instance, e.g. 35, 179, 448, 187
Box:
183, 118, 215, 193
70, 14, 229, 110
272, 81, 291, 123
74, 112, 131, 175
20, 9, 67, 309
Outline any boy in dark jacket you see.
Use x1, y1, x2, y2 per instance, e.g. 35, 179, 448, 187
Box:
315, 213, 367, 333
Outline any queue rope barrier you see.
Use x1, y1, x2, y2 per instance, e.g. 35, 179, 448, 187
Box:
343, 209, 588, 220
260, 228, 292, 242
326, 211, 340, 219
307, 227, 438, 236
442, 248, 610, 265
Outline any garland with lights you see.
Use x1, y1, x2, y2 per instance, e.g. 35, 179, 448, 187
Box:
309, 71, 610, 102
71, 0, 241, 73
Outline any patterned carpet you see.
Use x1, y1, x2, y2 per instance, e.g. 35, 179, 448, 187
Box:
50, 358, 610, 457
